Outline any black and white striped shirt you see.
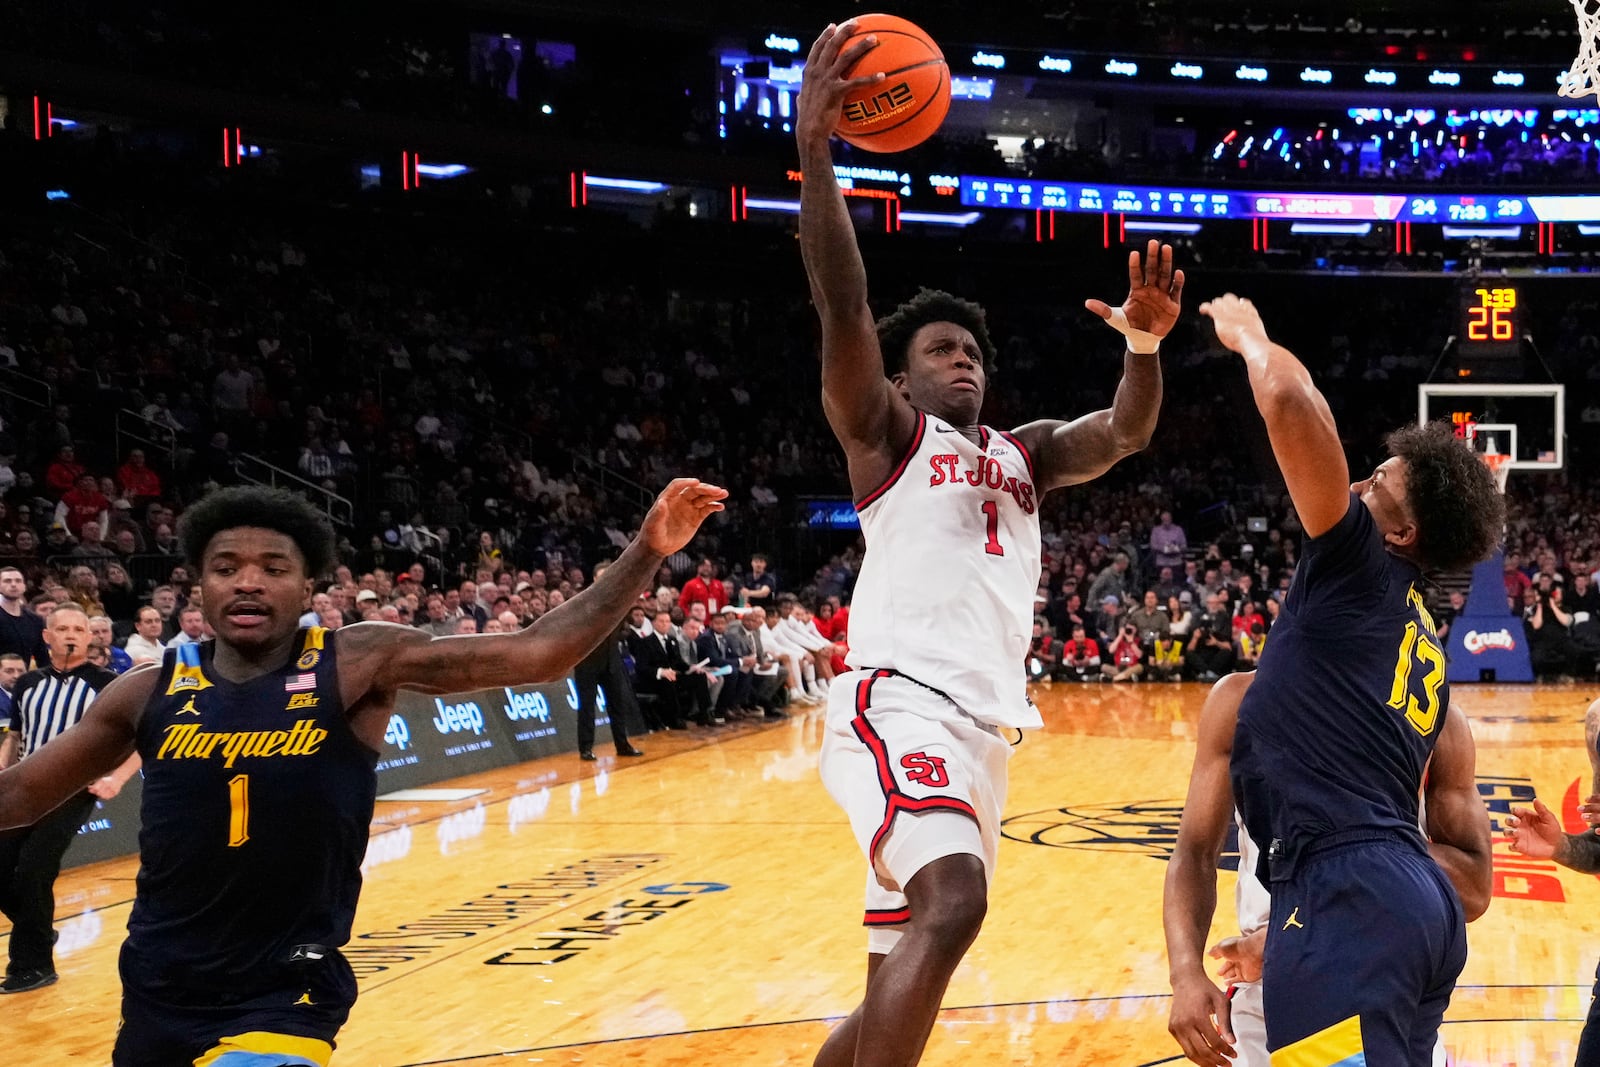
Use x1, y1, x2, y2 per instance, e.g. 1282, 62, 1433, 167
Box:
8, 664, 118, 759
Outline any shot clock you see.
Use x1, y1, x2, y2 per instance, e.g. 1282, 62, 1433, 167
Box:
1456, 285, 1522, 370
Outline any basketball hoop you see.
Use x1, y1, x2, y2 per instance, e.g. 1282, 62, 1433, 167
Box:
1561, 0, 1600, 99
1481, 450, 1513, 496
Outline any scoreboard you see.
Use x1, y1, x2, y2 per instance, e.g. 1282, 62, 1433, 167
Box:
956, 178, 1600, 222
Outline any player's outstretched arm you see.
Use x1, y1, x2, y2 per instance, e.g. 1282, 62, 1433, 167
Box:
0, 666, 153, 831
1200, 295, 1349, 538
1163, 671, 1250, 1067
339, 480, 726, 727
1423, 704, 1493, 921
1017, 241, 1180, 491
1507, 798, 1600, 872
796, 23, 916, 472
1518, 698, 1600, 870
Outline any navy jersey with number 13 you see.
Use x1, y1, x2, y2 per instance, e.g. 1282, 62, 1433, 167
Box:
123, 628, 377, 1002
1231, 494, 1447, 882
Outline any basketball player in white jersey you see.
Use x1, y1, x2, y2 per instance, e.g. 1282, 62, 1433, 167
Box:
798, 23, 1183, 1065
1164, 673, 1491, 1067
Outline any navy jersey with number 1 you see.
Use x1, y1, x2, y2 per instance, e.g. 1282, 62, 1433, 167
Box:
1230, 494, 1465, 1063
115, 628, 377, 1066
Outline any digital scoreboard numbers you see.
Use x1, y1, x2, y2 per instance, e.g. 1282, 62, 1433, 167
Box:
1457, 285, 1521, 364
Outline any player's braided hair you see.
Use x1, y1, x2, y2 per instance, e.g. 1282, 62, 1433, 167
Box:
1385, 422, 1506, 573
875, 288, 998, 376
177, 486, 337, 579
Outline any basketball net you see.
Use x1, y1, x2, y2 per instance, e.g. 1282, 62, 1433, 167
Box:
1480, 450, 1513, 497
1562, 0, 1600, 98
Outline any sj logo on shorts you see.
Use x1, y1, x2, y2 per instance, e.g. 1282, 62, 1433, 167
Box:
900, 752, 950, 789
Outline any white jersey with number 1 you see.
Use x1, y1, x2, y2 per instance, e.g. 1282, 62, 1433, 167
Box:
845, 410, 1043, 729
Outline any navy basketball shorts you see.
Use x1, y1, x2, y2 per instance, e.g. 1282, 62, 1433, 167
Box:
1261, 839, 1466, 1066
113, 953, 354, 1066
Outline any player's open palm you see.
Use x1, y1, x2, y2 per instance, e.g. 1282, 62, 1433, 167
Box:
1087, 239, 1185, 339
640, 479, 728, 557
1199, 294, 1270, 355
1506, 798, 1564, 859
1168, 972, 1236, 1067
797, 22, 883, 145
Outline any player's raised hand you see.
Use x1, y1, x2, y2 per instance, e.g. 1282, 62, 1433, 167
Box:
1086, 239, 1185, 344
1505, 799, 1565, 859
1199, 294, 1270, 355
1208, 927, 1265, 984
640, 479, 728, 557
797, 22, 883, 146
1168, 971, 1237, 1067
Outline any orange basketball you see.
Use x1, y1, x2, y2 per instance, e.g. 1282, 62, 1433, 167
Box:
832, 14, 949, 153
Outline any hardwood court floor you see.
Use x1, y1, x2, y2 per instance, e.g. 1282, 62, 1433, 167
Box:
6, 682, 1600, 1065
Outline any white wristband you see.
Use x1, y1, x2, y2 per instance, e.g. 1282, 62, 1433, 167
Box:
1104, 307, 1162, 355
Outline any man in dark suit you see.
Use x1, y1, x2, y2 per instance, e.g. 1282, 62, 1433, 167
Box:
628, 609, 710, 729
696, 610, 749, 719
571, 566, 647, 762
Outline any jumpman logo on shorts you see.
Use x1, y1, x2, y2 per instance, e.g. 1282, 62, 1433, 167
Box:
294, 991, 315, 1006
1282, 907, 1305, 931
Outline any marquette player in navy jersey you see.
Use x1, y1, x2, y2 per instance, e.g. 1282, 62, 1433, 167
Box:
1200, 294, 1503, 1064
1164, 673, 1492, 1067
798, 23, 1184, 1066
0, 480, 724, 1066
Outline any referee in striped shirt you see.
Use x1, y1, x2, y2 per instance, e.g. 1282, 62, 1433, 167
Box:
0, 606, 126, 993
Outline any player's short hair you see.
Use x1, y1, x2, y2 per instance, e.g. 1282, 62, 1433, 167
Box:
0, 652, 25, 664
875, 288, 998, 376
178, 486, 336, 579
1385, 422, 1506, 573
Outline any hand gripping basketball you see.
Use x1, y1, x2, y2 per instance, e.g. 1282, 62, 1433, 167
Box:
797, 22, 885, 146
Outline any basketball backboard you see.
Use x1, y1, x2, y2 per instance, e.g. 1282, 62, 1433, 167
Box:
1417, 383, 1565, 472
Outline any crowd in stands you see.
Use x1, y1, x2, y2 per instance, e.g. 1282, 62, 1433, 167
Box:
0, 139, 1596, 712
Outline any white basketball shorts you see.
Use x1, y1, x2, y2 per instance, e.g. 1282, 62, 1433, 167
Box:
818, 668, 1012, 954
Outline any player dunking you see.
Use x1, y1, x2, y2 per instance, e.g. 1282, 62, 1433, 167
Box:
1164, 672, 1491, 1067
797, 23, 1183, 1065
0, 480, 724, 1066
1201, 294, 1503, 1063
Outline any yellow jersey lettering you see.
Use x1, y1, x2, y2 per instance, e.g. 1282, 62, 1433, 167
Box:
220, 733, 253, 768
157, 723, 199, 760
1407, 587, 1438, 638
153, 719, 328, 763
285, 692, 320, 711
258, 729, 290, 758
